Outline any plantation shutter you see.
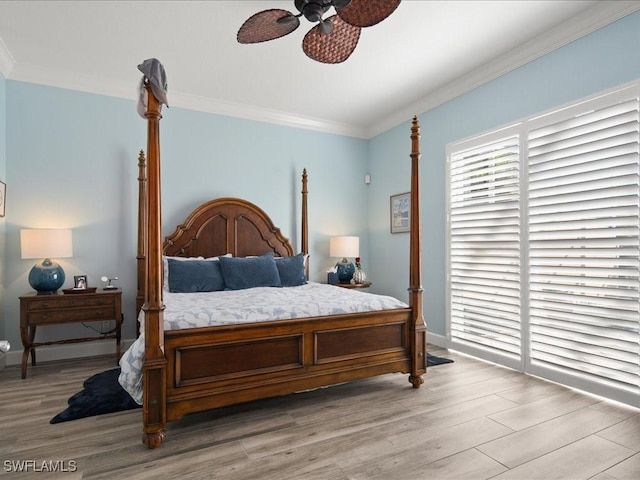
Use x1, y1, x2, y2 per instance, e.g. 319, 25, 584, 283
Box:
449, 133, 522, 361
527, 90, 640, 400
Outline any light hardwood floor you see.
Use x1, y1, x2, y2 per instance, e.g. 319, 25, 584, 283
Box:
1, 346, 638, 479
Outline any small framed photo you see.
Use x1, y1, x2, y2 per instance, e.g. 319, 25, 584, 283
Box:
390, 192, 410, 233
0, 180, 5, 217
74, 275, 88, 290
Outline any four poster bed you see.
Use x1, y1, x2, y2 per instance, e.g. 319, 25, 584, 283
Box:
120, 82, 426, 448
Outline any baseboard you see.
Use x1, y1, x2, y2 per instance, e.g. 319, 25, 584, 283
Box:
427, 332, 447, 349
4, 339, 136, 366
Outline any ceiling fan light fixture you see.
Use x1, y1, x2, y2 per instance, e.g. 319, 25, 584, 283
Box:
319, 18, 333, 35
238, 0, 400, 63
295, 0, 331, 23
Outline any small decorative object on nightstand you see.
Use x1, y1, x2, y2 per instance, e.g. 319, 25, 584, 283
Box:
330, 235, 359, 283
352, 256, 367, 284
101, 275, 119, 290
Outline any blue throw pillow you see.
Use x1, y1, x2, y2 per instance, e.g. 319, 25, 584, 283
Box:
167, 258, 226, 293
276, 253, 307, 287
219, 252, 282, 290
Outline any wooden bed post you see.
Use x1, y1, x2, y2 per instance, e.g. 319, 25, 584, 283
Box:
141, 81, 167, 448
408, 116, 427, 388
301, 168, 309, 278
136, 150, 147, 327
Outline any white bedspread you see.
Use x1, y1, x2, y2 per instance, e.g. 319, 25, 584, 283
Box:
118, 282, 408, 403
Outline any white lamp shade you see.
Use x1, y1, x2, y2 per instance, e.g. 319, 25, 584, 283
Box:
20, 229, 73, 259
330, 236, 359, 258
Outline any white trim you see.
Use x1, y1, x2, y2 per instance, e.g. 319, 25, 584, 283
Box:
6, 62, 368, 139
172, 91, 367, 138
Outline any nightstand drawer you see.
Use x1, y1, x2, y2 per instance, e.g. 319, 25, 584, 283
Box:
24, 295, 112, 311
26, 306, 116, 325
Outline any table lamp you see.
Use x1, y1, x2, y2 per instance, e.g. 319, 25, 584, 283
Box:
330, 236, 359, 283
20, 229, 73, 294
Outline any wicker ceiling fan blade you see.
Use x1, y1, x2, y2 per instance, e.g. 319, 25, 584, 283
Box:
237, 9, 300, 44
302, 15, 360, 64
337, 0, 401, 28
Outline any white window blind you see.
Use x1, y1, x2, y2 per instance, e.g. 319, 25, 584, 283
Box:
528, 92, 640, 401
447, 84, 640, 407
449, 134, 522, 361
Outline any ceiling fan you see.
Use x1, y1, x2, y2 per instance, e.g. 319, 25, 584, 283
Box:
237, 0, 401, 64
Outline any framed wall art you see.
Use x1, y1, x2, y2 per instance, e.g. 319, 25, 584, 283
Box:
390, 192, 410, 233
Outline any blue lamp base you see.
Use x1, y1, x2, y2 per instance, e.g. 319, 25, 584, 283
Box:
29, 259, 66, 295
336, 259, 355, 283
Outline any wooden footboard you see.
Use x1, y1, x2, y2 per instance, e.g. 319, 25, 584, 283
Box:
163, 309, 416, 421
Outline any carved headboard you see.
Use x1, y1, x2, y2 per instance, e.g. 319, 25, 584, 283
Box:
163, 197, 295, 258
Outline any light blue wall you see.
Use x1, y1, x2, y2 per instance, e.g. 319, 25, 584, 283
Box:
3, 83, 369, 350
368, 11, 640, 339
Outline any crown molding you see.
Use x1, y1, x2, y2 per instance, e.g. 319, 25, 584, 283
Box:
0, 35, 15, 78
172, 91, 368, 138
366, 0, 640, 138
7, 61, 368, 139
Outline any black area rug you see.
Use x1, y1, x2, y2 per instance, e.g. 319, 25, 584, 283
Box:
50, 368, 140, 424
427, 354, 454, 366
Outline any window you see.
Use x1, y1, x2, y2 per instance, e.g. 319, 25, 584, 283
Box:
447, 84, 640, 407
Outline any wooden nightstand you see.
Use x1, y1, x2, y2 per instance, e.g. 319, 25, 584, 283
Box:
19, 288, 122, 379
334, 282, 372, 289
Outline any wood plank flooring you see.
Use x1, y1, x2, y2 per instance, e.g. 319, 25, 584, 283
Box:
1, 346, 638, 479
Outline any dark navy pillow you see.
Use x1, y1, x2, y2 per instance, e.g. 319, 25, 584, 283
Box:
276, 253, 307, 287
218, 252, 282, 290
167, 258, 226, 293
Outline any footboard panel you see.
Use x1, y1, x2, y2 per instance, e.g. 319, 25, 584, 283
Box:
164, 308, 415, 420
175, 334, 304, 386
315, 322, 406, 364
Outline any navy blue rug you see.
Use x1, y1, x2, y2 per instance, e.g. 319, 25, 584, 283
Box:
427, 354, 454, 366
50, 368, 140, 424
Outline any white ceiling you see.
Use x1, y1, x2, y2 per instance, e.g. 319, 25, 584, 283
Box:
0, 1, 638, 138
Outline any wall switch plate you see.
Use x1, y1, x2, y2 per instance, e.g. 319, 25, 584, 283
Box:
101, 320, 111, 332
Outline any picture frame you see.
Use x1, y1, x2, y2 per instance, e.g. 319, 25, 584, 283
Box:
390, 192, 410, 233
73, 275, 88, 289
0, 180, 5, 217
